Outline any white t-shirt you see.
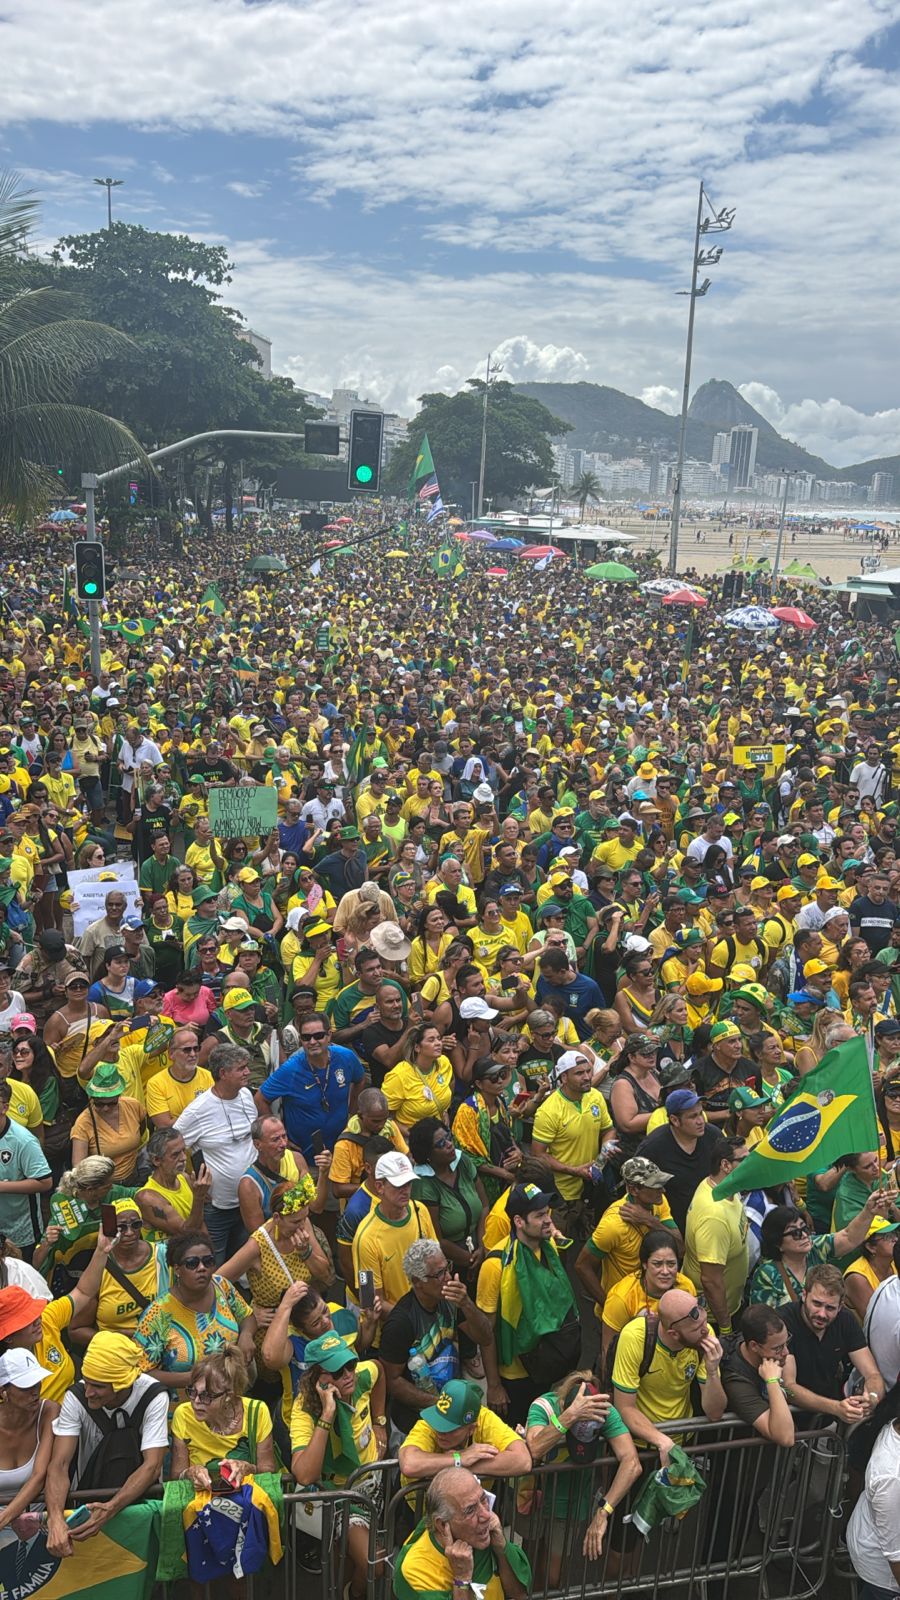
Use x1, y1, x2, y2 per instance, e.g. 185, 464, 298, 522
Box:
4, 1256, 52, 1299
847, 1419, 900, 1593
174, 1087, 256, 1207
0, 994, 25, 1036
865, 1276, 900, 1389
53, 1373, 170, 1483
685, 832, 734, 864
851, 759, 887, 802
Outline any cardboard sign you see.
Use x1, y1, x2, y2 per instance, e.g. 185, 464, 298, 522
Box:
732, 743, 786, 780
68, 863, 141, 936
208, 783, 278, 839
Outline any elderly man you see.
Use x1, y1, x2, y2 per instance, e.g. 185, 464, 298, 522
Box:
238, 1113, 327, 1231
381, 1243, 494, 1436
393, 1465, 531, 1600
175, 1041, 256, 1262
78, 888, 131, 977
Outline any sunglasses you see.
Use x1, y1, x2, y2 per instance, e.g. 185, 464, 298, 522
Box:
670, 1296, 707, 1326
302, 1032, 328, 1043
176, 1043, 200, 1054
783, 1224, 811, 1240
181, 1254, 215, 1270
117, 1219, 143, 1233
187, 1384, 228, 1402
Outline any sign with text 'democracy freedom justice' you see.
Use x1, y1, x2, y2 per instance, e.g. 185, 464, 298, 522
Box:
208, 783, 278, 839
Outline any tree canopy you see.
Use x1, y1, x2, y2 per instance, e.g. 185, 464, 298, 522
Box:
385, 379, 570, 505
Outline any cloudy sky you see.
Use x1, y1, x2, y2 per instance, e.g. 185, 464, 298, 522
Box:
5, 0, 900, 466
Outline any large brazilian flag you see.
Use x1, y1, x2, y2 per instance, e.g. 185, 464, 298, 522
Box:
0, 1503, 158, 1600
713, 1035, 879, 1199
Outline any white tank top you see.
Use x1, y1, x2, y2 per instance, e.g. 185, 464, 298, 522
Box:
0, 1401, 45, 1501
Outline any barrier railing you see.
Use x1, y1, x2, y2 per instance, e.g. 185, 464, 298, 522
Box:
61, 1412, 848, 1600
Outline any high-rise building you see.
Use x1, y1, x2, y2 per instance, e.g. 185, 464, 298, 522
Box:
711, 432, 730, 467
236, 328, 272, 378
871, 472, 895, 506
726, 426, 758, 489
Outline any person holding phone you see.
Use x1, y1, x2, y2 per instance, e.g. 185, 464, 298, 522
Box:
219, 1178, 333, 1337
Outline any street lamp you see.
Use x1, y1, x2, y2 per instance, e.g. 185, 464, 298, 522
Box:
773, 469, 799, 584
93, 177, 123, 231
668, 183, 735, 576
476, 353, 503, 518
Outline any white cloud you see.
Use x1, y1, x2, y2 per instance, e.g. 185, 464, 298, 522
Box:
226, 181, 269, 199
738, 383, 900, 467
483, 338, 591, 384
641, 386, 679, 415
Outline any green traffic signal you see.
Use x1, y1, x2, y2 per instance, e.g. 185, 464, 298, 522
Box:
355, 464, 374, 484
84, 581, 98, 595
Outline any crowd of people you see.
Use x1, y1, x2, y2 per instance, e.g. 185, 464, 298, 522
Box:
0, 505, 898, 1598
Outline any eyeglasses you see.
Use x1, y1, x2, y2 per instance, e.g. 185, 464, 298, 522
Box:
181, 1254, 215, 1270
187, 1384, 228, 1402
302, 1032, 328, 1043
424, 1263, 450, 1280
176, 1044, 200, 1055
783, 1224, 811, 1240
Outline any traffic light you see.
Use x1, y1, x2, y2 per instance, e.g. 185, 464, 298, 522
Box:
74, 540, 107, 601
347, 410, 383, 493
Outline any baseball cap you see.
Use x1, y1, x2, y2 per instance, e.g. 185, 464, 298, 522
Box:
622, 1156, 672, 1188
132, 979, 159, 999
121, 915, 144, 931
787, 989, 824, 1006
507, 1182, 559, 1219
374, 1152, 416, 1187
797, 853, 819, 868
10, 1013, 36, 1034
866, 1216, 900, 1238
777, 885, 801, 902
420, 1379, 484, 1433
875, 1019, 900, 1039
665, 1089, 701, 1115
674, 928, 704, 948
221, 916, 251, 932
728, 1085, 770, 1111
802, 959, 830, 978
750, 876, 770, 891
709, 1020, 741, 1042
222, 987, 255, 1012
303, 1332, 358, 1373
816, 876, 841, 891
499, 883, 522, 896
459, 997, 499, 1021
0, 1349, 51, 1389
730, 984, 769, 1011
554, 1049, 590, 1076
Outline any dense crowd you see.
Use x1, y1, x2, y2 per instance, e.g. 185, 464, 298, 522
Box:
0, 506, 898, 1599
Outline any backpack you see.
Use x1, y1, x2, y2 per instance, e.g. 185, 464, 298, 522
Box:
600, 1309, 659, 1392
717, 934, 767, 974
70, 1379, 166, 1491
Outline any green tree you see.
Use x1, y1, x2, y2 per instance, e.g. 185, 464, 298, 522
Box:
386, 380, 570, 505
572, 470, 602, 517
0, 173, 143, 518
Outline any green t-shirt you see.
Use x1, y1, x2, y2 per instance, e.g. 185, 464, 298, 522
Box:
412, 1152, 482, 1247
139, 855, 182, 895
526, 1390, 629, 1514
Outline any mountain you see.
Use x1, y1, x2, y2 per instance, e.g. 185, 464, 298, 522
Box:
513, 378, 833, 477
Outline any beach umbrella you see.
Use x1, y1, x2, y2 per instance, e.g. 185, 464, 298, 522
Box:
335, 517, 353, 525
584, 560, 638, 581
323, 523, 343, 531
641, 578, 684, 595
48, 508, 78, 523
486, 567, 509, 578
245, 555, 287, 574
486, 537, 524, 552
518, 545, 566, 560
662, 588, 707, 607
465, 529, 497, 542
448, 517, 464, 526
385, 549, 410, 558
771, 606, 816, 629
722, 606, 779, 631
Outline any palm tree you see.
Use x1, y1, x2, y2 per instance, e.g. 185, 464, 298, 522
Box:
0, 170, 144, 519
572, 470, 602, 518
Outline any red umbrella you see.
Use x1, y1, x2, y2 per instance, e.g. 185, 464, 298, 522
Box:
335, 517, 353, 525
323, 522, 343, 531
518, 544, 566, 559
771, 606, 816, 629
486, 567, 508, 578
662, 587, 707, 607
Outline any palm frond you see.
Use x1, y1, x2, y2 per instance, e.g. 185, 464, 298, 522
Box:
0, 312, 137, 410
0, 402, 144, 520
0, 172, 38, 257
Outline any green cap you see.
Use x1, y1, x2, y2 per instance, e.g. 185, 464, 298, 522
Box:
340, 826, 360, 841
303, 1332, 357, 1373
420, 1379, 484, 1434
728, 1085, 770, 1111
86, 1062, 127, 1100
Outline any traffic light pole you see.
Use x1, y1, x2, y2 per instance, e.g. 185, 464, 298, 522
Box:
81, 429, 310, 680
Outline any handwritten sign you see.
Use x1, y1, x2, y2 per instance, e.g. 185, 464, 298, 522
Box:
208, 783, 278, 839
68, 863, 141, 936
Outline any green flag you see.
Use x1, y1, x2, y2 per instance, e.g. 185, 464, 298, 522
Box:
408, 433, 436, 496
713, 1035, 878, 1199
430, 543, 464, 580
199, 583, 225, 615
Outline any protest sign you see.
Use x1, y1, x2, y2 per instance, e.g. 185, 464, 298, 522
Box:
208, 783, 278, 839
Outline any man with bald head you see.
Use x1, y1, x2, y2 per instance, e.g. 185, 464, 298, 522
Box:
393, 1465, 531, 1600
612, 1288, 725, 1463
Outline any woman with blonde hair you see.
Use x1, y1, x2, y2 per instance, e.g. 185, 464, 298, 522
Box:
794, 1012, 854, 1077
170, 1346, 276, 1489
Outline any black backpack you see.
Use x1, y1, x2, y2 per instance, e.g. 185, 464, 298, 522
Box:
71, 1379, 166, 1491
600, 1309, 659, 1392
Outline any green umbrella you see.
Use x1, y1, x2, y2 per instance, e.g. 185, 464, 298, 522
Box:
245, 555, 287, 574
585, 561, 639, 582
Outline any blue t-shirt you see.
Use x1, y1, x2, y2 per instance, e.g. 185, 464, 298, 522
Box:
258, 1046, 364, 1157
535, 972, 604, 1040
278, 819, 309, 856
0, 1118, 50, 1248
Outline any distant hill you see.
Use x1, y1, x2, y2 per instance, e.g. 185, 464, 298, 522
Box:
513, 378, 834, 478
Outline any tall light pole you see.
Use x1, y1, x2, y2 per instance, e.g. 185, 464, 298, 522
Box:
668, 182, 735, 576
773, 469, 798, 585
476, 353, 503, 518
93, 177, 123, 231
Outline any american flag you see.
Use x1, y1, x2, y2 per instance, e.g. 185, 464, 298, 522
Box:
418, 476, 440, 501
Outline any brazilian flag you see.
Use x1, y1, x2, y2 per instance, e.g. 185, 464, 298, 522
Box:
714, 1035, 879, 1198
430, 543, 464, 580
0, 1502, 159, 1600
407, 433, 436, 497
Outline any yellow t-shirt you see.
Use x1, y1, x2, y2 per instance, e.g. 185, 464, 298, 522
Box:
591, 839, 641, 871
611, 1314, 707, 1426
482, 1191, 512, 1252
437, 827, 492, 887
4, 1077, 44, 1133
601, 1270, 697, 1335
185, 841, 217, 884
476, 1252, 526, 1379
139, 1171, 194, 1242
531, 1087, 613, 1200
351, 1202, 437, 1313
382, 1058, 453, 1127
683, 1181, 749, 1319
289, 1359, 379, 1482
38, 1295, 75, 1402
291, 951, 342, 1011
330, 1119, 407, 1192
400, 1404, 519, 1486
97, 1246, 165, 1333
172, 1395, 273, 1466
145, 1065, 214, 1123
586, 1193, 675, 1298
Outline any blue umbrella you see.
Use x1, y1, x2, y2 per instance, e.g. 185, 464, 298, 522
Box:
486, 537, 525, 552
49, 509, 78, 523
722, 606, 778, 631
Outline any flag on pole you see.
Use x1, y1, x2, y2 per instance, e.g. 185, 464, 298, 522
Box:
425, 494, 446, 524
712, 1035, 879, 1199
534, 553, 552, 572
199, 583, 225, 615
309, 558, 322, 578
430, 543, 463, 580
408, 434, 437, 497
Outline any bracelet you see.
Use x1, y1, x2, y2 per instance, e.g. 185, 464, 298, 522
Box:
315, 1419, 331, 1431
600, 1501, 614, 1518
453, 1451, 462, 1467
764, 1377, 782, 1386
550, 1412, 567, 1435
452, 1583, 470, 1590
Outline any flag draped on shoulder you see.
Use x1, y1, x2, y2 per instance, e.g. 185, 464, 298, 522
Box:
495, 1236, 576, 1368
713, 1035, 879, 1199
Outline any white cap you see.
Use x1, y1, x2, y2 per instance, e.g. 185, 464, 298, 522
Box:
554, 1049, 590, 1077
459, 997, 499, 1021
374, 1152, 416, 1187
0, 1349, 50, 1389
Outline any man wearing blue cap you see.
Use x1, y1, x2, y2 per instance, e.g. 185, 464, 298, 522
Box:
638, 1090, 722, 1235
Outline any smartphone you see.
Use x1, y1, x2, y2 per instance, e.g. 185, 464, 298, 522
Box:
100, 1203, 118, 1238
311, 1131, 325, 1157
64, 1505, 92, 1528
358, 1269, 376, 1310
511, 1091, 533, 1111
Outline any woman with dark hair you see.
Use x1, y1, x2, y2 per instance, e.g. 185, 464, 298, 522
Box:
10, 1032, 59, 1129
261, 1278, 375, 1435
408, 904, 451, 988
613, 949, 658, 1033
133, 1229, 257, 1401
745, 1030, 795, 1108
87, 946, 136, 1020
702, 843, 733, 894
599, 1228, 694, 1374
749, 1194, 887, 1307
409, 1115, 488, 1275
844, 1220, 900, 1324
609, 1033, 661, 1157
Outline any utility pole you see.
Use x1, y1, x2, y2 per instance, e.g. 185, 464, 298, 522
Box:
773, 470, 797, 585
476, 353, 502, 518
668, 183, 735, 576
93, 177, 123, 230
